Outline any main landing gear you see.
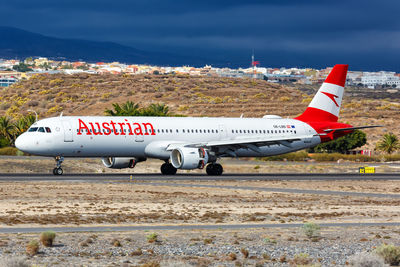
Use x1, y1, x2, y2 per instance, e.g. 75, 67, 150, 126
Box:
161, 162, 177, 175
206, 163, 223, 176
53, 156, 64, 175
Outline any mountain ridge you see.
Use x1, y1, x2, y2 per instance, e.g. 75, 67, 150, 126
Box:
0, 26, 199, 66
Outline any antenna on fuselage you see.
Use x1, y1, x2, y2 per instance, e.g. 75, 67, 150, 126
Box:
240, 113, 244, 118
27, 109, 38, 122
59, 112, 63, 117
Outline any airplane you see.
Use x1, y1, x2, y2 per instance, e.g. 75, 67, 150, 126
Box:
15, 64, 380, 175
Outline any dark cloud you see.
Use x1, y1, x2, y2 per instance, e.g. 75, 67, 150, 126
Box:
0, 0, 399, 70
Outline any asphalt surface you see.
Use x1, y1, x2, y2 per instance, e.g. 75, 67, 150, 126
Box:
1, 222, 400, 234
1, 173, 400, 181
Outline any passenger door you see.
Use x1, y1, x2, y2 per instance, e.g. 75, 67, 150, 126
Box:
62, 121, 73, 142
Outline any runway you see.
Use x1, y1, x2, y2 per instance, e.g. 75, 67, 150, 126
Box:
2, 222, 400, 234
0, 172, 400, 181
1, 173, 400, 198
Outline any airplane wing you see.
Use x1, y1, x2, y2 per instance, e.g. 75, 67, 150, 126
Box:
166, 134, 316, 156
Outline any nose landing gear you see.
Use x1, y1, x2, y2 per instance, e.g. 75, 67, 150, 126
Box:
53, 156, 64, 175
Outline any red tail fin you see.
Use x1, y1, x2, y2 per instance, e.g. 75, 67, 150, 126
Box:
296, 64, 348, 123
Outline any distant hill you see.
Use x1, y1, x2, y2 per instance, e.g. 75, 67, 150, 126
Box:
0, 26, 198, 66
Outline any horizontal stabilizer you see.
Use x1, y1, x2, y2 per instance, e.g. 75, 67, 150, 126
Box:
323, 125, 383, 133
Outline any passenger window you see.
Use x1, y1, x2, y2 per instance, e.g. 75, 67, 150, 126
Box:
176, 129, 178, 133
38, 127, 45, 133
191, 129, 194, 133
208, 130, 210, 133
183, 129, 185, 133
211, 130, 214, 133
263, 130, 266, 134
28, 127, 38, 132
45, 127, 51, 133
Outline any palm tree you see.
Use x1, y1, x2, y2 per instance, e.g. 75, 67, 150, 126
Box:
142, 103, 170, 116
0, 116, 16, 145
376, 133, 400, 154
13, 115, 35, 137
105, 101, 140, 116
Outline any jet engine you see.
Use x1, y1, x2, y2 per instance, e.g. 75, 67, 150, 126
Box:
101, 157, 137, 169
170, 147, 209, 170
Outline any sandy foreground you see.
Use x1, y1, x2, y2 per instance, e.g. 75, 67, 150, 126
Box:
1, 176, 400, 266
1, 157, 400, 266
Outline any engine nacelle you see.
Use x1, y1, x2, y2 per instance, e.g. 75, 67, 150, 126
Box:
102, 157, 137, 169
170, 147, 209, 170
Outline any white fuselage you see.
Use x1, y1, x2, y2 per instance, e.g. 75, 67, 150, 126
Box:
16, 116, 320, 158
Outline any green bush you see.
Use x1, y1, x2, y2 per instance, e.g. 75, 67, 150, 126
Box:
309, 130, 367, 153
259, 151, 309, 161
374, 244, 400, 265
40, 231, 56, 247
26, 240, 39, 256
0, 147, 20, 156
146, 233, 158, 243
302, 222, 321, 239
310, 153, 380, 162
383, 154, 400, 162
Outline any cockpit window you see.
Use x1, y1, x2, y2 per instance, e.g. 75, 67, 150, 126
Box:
45, 127, 51, 133
28, 127, 38, 132
38, 127, 45, 133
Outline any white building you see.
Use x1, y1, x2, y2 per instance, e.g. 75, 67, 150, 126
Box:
361, 71, 400, 88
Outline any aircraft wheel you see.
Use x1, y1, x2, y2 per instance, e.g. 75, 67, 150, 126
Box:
53, 167, 63, 175
206, 163, 223, 175
161, 163, 177, 175
213, 163, 223, 175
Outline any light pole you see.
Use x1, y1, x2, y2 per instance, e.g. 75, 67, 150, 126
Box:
27, 109, 38, 122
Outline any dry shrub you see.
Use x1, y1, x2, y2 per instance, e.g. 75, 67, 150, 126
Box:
40, 231, 56, 247
130, 248, 143, 256
203, 238, 213, 244
228, 252, 237, 261
374, 244, 400, 266
290, 253, 313, 266
140, 261, 160, 267
348, 252, 388, 267
26, 240, 39, 256
240, 248, 249, 258
111, 238, 122, 247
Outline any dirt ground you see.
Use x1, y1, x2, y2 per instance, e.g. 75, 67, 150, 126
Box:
1, 178, 400, 266
1, 179, 400, 227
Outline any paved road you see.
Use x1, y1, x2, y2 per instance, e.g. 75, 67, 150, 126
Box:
1, 222, 400, 234
0, 173, 400, 181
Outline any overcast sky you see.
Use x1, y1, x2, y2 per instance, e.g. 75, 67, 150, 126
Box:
1, 0, 399, 70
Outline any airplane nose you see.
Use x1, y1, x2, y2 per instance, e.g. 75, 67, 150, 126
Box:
15, 134, 28, 152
